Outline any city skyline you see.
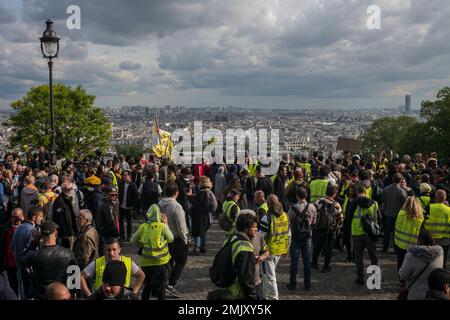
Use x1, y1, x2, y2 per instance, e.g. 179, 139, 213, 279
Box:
1, 1, 450, 110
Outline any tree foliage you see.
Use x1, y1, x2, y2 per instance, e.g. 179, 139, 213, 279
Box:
361, 87, 450, 157
10, 84, 112, 159
115, 144, 145, 160
360, 116, 418, 155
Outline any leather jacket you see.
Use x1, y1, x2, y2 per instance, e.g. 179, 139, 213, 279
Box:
95, 200, 120, 238
21, 244, 77, 299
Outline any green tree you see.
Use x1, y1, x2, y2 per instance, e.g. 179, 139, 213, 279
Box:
115, 144, 145, 160
360, 116, 419, 155
420, 87, 450, 156
10, 84, 112, 159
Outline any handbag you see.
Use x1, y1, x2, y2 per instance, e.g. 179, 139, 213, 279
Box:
397, 262, 430, 300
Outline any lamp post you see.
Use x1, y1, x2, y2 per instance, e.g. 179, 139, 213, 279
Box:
39, 19, 59, 166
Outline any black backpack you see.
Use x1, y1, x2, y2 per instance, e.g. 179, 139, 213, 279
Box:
359, 205, 381, 242
291, 204, 311, 242
209, 236, 240, 287
316, 200, 337, 232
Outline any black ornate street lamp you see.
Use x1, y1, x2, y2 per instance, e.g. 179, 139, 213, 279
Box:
40, 19, 59, 166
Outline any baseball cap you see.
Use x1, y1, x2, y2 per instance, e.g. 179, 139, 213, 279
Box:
105, 186, 118, 194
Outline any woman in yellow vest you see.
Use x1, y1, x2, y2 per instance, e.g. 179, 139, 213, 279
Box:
260, 195, 289, 300
394, 196, 424, 270
131, 204, 174, 300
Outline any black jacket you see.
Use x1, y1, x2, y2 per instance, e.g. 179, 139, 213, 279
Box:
0, 274, 17, 300
176, 177, 190, 212
21, 244, 76, 300
132, 171, 144, 189
52, 194, 77, 238
96, 200, 120, 238
273, 175, 289, 212
233, 233, 257, 300
119, 181, 138, 209
140, 180, 161, 210
256, 177, 274, 198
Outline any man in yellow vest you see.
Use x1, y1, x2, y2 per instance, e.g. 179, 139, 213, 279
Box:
350, 183, 379, 285
80, 237, 145, 297
131, 204, 173, 300
260, 195, 290, 300
309, 165, 330, 203
225, 212, 258, 300
87, 260, 139, 300
299, 156, 312, 182
425, 190, 450, 269
253, 190, 268, 223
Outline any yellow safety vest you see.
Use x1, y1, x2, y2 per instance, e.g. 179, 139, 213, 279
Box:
138, 222, 171, 266
227, 235, 254, 298
300, 163, 311, 182
259, 202, 268, 216
365, 186, 373, 199
425, 203, 450, 239
351, 202, 378, 236
309, 179, 328, 203
270, 174, 277, 183
223, 200, 240, 235
418, 196, 431, 210
267, 212, 289, 255
394, 210, 424, 250
107, 170, 119, 190
248, 162, 258, 178
94, 256, 132, 289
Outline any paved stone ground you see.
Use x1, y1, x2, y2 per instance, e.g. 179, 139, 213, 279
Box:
122, 217, 399, 300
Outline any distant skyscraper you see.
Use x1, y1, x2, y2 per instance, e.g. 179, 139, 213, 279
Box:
405, 94, 411, 114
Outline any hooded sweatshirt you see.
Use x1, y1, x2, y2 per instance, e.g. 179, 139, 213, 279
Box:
399, 245, 444, 300
158, 197, 188, 244
20, 184, 39, 215
130, 204, 173, 266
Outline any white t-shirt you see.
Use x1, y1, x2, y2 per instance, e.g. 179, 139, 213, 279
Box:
83, 256, 140, 279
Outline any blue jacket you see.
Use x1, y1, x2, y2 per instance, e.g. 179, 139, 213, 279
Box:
11, 221, 34, 268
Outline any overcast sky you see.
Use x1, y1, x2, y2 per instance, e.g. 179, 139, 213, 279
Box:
1, 0, 450, 109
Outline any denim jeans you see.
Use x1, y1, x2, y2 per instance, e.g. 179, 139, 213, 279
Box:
194, 233, 207, 249
289, 239, 312, 288
262, 255, 281, 300
383, 216, 396, 251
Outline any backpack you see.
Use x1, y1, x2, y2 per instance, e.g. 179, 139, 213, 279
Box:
316, 200, 337, 232
291, 204, 311, 242
359, 206, 381, 242
218, 202, 235, 232
209, 237, 240, 287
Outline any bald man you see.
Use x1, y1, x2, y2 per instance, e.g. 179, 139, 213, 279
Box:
254, 190, 268, 222
426, 190, 450, 268
45, 282, 71, 300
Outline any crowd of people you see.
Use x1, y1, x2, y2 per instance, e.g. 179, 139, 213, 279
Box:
0, 147, 449, 300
